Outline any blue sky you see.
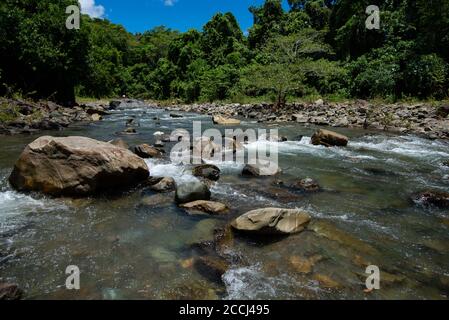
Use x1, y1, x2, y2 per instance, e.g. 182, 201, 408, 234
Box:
79, 0, 290, 34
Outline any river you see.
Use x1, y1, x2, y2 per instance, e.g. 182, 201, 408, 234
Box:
1, 102, 448, 299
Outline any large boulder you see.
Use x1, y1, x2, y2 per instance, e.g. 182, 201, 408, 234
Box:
175, 181, 211, 204
108, 138, 129, 150
8, 136, 149, 196
192, 164, 221, 181
311, 129, 349, 147
231, 208, 311, 235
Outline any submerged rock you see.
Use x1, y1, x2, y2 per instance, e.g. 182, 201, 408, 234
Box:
231, 208, 311, 235
289, 255, 322, 274
140, 193, 173, 207
311, 129, 349, 147
180, 200, 229, 215
313, 274, 342, 289
277, 178, 321, 193
412, 190, 449, 208
8, 136, 149, 196
175, 181, 211, 204
194, 256, 229, 284
134, 144, 162, 158
0, 283, 23, 300
120, 127, 137, 135
192, 164, 221, 181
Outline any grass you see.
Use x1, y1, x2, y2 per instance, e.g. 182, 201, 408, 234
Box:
76, 96, 113, 105
0, 101, 19, 123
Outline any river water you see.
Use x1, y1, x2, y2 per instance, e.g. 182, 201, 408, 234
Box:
0, 103, 448, 299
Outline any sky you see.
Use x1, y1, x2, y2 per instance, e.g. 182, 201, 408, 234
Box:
79, 0, 290, 34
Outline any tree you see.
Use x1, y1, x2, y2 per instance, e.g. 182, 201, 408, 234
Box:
242, 35, 305, 107
0, 0, 90, 105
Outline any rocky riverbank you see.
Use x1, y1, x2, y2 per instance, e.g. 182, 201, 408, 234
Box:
152, 100, 449, 140
0, 98, 110, 135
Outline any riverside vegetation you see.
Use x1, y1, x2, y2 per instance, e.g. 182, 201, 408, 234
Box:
0, 0, 449, 300
1, 0, 449, 104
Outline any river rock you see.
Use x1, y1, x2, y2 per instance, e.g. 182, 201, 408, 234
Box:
0, 283, 23, 300
288, 178, 321, 193
134, 144, 162, 158
192, 164, 221, 181
194, 256, 229, 283
8, 136, 149, 196
149, 177, 175, 192
311, 129, 349, 147
412, 190, 449, 208
90, 113, 102, 121
109, 100, 122, 109
140, 193, 173, 207
231, 208, 311, 235
121, 127, 137, 135
241, 160, 280, 177
180, 200, 228, 215
212, 115, 241, 125
192, 137, 222, 160
175, 181, 211, 204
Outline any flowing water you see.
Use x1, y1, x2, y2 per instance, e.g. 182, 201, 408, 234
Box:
0, 102, 448, 300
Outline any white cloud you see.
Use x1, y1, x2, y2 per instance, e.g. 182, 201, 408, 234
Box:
79, 0, 105, 18
164, 0, 177, 6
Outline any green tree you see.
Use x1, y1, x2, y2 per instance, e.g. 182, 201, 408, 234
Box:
0, 0, 90, 104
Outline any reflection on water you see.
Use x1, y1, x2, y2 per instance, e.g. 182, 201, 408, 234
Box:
0, 103, 448, 300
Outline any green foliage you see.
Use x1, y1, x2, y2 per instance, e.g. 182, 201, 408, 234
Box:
404, 54, 448, 99
1, 0, 448, 104
0, 0, 90, 104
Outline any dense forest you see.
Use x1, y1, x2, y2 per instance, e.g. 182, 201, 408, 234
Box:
1, 0, 448, 105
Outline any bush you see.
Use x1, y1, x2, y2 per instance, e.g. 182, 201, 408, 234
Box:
300, 59, 349, 95
404, 54, 448, 99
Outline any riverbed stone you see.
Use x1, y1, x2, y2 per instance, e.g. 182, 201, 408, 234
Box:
180, 200, 229, 215
8, 136, 149, 196
231, 208, 311, 235
0, 283, 23, 300
241, 160, 281, 177
311, 129, 349, 147
149, 177, 175, 192
140, 193, 173, 207
285, 178, 321, 193
175, 181, 211, 204
192, 164, 221, 181
412, 190, 449, 208
212, 115, 241, 125
134, 144, 162, 158
194, 256, 229, 283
